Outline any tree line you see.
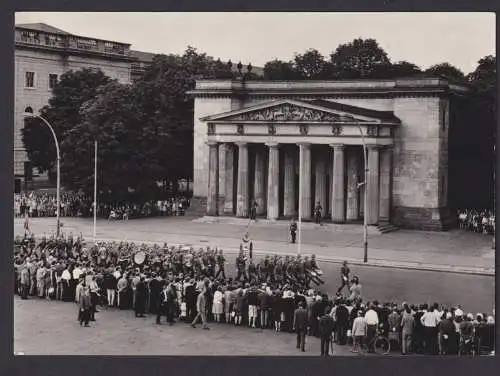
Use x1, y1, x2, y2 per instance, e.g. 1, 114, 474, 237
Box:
22, 39, 496, 207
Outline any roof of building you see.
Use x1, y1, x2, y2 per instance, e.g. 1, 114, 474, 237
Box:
16, 23, 71, 35
130, 50, 157, 63
304, 99, 400, 122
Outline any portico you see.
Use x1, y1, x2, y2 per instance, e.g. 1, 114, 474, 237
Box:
201, 99, 399, 224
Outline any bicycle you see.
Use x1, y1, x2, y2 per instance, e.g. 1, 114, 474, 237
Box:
363, 328, 391, 355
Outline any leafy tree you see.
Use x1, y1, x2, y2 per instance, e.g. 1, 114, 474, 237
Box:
293, 49, 327, 79
425, 62, 465, 82
330, 38, 391, 78
263, 59, 299, 80
22, 68, 111, 173
388, 61, 422, 78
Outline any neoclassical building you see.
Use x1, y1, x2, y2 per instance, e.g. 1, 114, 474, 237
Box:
190, 78, 468, 230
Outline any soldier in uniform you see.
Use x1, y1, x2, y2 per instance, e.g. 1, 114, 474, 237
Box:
235, 250, 247, 282
314, 201, 323, 225
290, 219, 298, 243
250, 200, 258, 220
337, 261, 351, 294
273, 257, 284, 285
215, 249, 226, 279
247, 258, 258, 284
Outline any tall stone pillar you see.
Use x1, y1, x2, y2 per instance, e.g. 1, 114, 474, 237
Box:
366, 145, 380, 225
218, 143, 226, 198
330, 144, 346, 223
254, 147, 266, 216
266, 143, 280, 220
236, 142, 249, 218
379, 146, 392, 223
224, 143, 235, 214
283, 147, 296, 217
206, 141, 219, 216
346, 147, 360, 221
314, 153, 327, 216
298, 143, 312, 220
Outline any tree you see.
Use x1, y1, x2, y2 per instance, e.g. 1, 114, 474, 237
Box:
293, 49, 327, 79
388, 61, 422, 78
467, 55, 496, 94
330, 38, 391, 78
263, 59, 299, 80
425, 63, 465, 82
22, 68, 112, 173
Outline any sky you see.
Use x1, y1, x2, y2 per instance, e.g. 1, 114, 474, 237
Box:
15, 12, 496, 74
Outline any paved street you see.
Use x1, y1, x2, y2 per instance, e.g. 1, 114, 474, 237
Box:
14, 296, 354, 356
14, 216, 495, 313
13, 216, 495, 355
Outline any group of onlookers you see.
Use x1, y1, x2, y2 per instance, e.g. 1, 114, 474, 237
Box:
457, 209, 495, 235
14, 235, 495, 356
14, 192, 190, 220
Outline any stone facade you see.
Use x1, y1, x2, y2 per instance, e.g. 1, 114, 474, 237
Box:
14, 24, 133, 178
189, 78, 468, 230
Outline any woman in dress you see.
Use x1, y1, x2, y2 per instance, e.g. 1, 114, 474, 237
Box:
212, 287, 224, 323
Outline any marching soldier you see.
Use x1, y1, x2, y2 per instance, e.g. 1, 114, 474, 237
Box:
290, 218, 298, 243
337, 261, 351, 294
235, 250, 247, 282
215, 249, 226, 279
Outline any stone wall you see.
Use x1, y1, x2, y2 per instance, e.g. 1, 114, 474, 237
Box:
14, 48, 131, 176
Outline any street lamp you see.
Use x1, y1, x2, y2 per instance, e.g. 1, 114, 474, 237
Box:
22, 112, 61, 238
354, 121, 369, 263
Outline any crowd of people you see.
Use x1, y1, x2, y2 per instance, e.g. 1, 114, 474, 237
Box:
14, 192, 190, 220
457, 209, 495, 235
14, 234, 495, 356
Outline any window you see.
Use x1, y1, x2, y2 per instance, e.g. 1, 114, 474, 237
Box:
48, 74, 58, 90
25, 71, 35, 88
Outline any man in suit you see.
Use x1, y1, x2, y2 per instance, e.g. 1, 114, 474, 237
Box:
293, 301, 308, 352
318, 308, 335, 356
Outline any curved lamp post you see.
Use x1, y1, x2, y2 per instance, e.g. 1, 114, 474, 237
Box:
22, 112, 61, 238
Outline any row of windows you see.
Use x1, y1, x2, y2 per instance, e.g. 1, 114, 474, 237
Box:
24, 71, 58, 90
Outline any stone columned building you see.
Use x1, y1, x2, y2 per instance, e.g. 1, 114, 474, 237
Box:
189, 78, 468, 230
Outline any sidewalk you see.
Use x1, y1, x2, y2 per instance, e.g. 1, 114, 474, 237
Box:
15, 216, 495, 276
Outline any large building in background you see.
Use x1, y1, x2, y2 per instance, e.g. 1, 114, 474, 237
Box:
14, 23, 150, 187
190, 78, 469, 230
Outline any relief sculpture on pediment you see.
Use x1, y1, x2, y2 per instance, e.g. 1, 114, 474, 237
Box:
235, 104, 343, 122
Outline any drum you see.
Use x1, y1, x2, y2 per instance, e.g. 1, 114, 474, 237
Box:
134, 250, 147, 265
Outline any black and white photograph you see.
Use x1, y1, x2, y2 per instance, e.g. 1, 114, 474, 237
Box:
12, 12, 495, 357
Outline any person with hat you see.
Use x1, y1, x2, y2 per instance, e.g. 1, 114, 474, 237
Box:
289, 218, 297, 244
293, 301, 308, 352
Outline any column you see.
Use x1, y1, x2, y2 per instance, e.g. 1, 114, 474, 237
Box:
379, 146, 392, 222
236, 142, 249, 217
283, 148, 296, 217
206, 141, 219, 216
254, 147, 266, 216
223, 143, 235, 214
314, 153, 327, 216
266, 143, 280, 220
346, 147, 360, 221
298, 143, 312, 219
366, 145, 380, 225
330, 144, 346, 223
218, 143, 226, 198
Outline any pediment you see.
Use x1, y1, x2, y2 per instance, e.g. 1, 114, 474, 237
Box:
201, 99, 400, 124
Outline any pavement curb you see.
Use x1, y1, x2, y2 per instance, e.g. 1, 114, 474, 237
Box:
87, 237, 495, 277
